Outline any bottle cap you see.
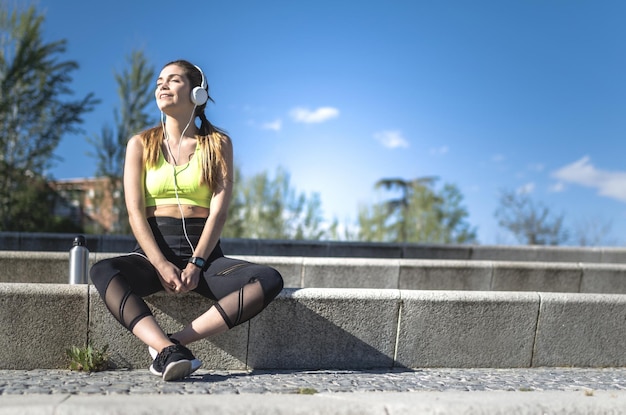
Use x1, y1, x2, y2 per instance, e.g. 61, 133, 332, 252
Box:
73, 235, 86, 247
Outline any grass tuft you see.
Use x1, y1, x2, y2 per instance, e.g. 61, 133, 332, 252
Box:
66, 344, 109, 372
297, 387, 318, 395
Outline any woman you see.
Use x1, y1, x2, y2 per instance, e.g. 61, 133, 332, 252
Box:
90, 60, 283, 381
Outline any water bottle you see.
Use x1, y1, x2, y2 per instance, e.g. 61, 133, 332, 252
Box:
69, 235, 89, 284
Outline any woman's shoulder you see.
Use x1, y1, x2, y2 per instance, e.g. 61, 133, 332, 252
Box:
128, 125, 160, 147
126, 134, 151, 161
127, 134, 145, 150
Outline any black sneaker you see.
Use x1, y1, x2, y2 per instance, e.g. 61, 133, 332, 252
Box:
149, 344, 194, 381
149, 336, 202, 375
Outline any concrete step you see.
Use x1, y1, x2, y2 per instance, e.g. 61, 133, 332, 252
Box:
2, 251, 626, 294
2, 233, 626, 262
3, 282, 626, 370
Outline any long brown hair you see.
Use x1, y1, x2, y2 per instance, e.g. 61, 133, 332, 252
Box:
141, 60, 229, 191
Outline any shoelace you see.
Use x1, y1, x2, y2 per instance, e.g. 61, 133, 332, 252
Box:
154, 345, 176, 369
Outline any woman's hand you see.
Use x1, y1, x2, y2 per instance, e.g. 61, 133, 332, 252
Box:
156, 261, 184, 294
180, 264, 201, 292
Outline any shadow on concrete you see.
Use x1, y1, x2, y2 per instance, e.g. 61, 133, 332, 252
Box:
243, 289, 405, 370
97, 288, 406, 371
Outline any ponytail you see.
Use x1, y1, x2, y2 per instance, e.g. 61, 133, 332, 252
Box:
196, 111, 230, 191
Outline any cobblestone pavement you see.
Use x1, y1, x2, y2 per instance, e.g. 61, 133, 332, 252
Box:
2, 367, 626, 396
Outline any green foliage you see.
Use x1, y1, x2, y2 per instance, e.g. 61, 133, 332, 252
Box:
495, 189, 568, 245
88, 50, 155, 180
325, 217, 355, 241
223, 166, 327, 240
296, 387, 318, 395
0, 5, 98, 231
358, 177, 477, 244
87, 50, 156, 234
0, 164, 83, 232
66, 344, 109, 372
46, 216, 84, 233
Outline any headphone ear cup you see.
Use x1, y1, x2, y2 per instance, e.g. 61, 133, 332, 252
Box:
191, 87, 208, 106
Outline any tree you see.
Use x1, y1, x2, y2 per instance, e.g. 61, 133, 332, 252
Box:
357, 202, 390, 242
358, 177, 477, 244
222, 167, 327, 240
87, 50, 156, 234
436, 183, 478, 243
1, 168, 81, 232
373, 177, 439, 242
0, 5, 98, 231
572, 216, 616, 247
494, 189, 568, 245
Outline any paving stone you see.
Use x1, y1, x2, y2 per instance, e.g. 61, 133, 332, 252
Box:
2, 368, 626, 396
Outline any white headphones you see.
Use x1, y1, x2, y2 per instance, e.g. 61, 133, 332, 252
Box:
190, 64, 208, 106
160, 64, 207, 254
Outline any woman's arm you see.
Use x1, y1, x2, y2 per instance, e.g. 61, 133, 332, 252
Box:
124, 135, 182, 293
180, 135, 234, 290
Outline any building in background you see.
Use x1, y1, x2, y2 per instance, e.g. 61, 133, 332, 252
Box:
51, 177, 121, 234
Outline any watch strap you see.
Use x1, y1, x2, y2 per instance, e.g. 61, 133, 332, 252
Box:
188, 256, 207, 271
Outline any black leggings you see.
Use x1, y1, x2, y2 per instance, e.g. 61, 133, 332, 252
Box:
90, 217, 284, 332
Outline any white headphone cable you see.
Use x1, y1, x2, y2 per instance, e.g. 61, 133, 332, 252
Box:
162, 107, 198, 254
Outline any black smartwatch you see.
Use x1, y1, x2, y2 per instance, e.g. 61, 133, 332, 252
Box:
188, 256, 207, 271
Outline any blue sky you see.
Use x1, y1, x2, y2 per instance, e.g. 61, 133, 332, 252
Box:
26, 0, 626, 245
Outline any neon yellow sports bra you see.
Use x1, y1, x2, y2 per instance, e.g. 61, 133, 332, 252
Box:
144, 145, 212, 208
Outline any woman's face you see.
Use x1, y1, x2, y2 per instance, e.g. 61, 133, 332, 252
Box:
155, 64, 193, 112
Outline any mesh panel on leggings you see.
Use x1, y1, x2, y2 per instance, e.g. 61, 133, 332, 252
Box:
103, 274, 153, 331
214, 279, 264, 329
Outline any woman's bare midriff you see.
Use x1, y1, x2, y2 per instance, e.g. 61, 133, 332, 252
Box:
146, 205, 210, 219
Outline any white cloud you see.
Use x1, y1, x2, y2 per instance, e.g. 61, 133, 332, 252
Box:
549, 182, 565, 193
429, 145, 449, 155
374, 130, 409, 149
552, 156, 626, 202
290, 106, 339, 123
517, 182, 535, 194
261, 119, 282, 131
527, 163, 545, 172
492, 154, 505, 163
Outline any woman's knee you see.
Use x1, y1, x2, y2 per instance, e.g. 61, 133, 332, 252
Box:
259, 266, 284, 300
89, 259, 118, 294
